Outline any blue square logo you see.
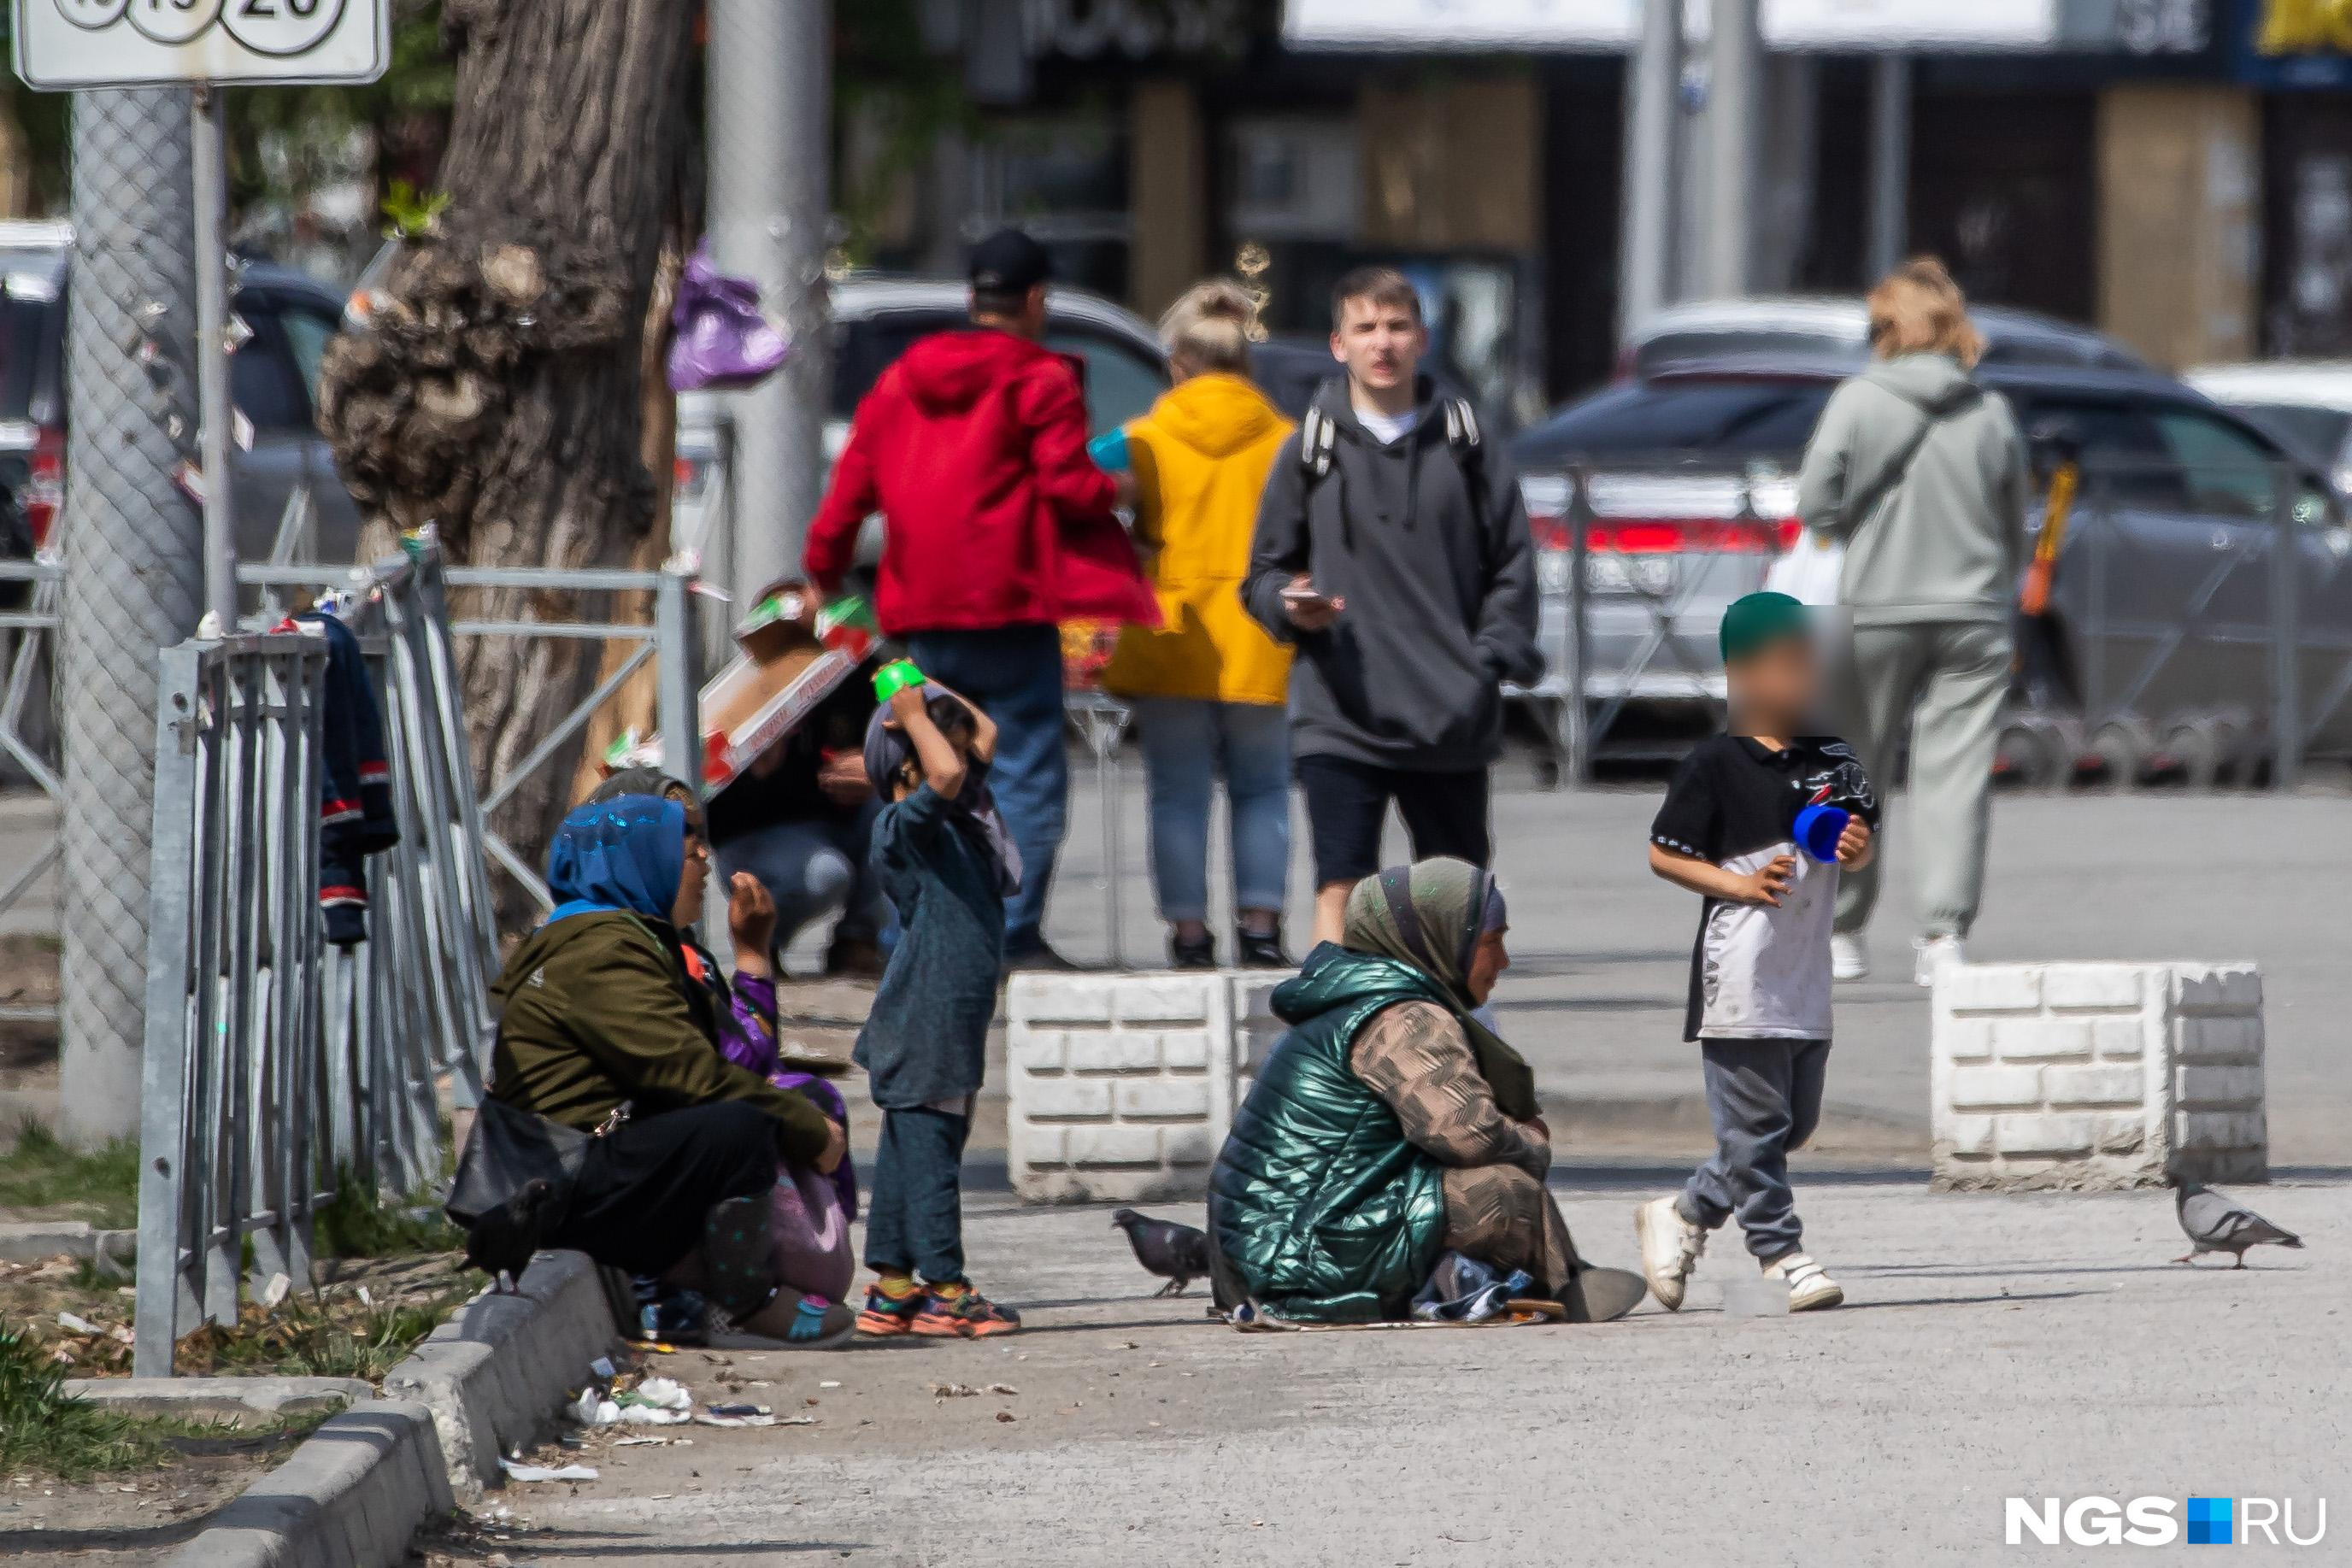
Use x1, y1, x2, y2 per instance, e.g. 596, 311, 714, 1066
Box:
2187, 1496, 2234, 1545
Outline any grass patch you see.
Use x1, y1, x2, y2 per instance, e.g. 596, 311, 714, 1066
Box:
0, 1121, 138, 1229
315, 1174, 463, 1260
0, 1326, 311, 1480
174, 1289, 470, 1382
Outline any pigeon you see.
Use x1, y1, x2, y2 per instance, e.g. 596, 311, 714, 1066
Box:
2171, 1177, 2302, 1268
1111, 1208, 1213, 1297
463, 1178, 558, 1293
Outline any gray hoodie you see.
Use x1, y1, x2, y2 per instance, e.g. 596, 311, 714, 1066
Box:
1242, 378, 1539, 770
1796, 352, 2030, 625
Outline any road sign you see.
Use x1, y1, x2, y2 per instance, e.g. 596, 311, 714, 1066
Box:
14, 0, 389, 90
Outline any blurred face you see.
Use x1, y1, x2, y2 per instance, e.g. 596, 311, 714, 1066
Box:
1465, 926, 1510, 1007
1727, 636, 1820, 732
673, 798, 711, 924
1330, 293, 1425, 396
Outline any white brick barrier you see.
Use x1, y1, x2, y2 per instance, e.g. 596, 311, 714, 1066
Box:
1006, 972, 1285, 1204
1931, 961, 2266, 1191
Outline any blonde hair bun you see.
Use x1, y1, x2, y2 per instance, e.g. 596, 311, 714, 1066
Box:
1161, 279, 1259, 375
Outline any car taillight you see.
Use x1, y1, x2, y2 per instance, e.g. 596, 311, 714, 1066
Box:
1573, 517, 1794, 553
25, 423, 62, 547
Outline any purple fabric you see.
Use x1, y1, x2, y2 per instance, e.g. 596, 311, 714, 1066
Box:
667, 245, 790, 392
720, 970, 861, 1221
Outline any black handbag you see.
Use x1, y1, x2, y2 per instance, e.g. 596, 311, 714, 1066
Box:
445, 1093, 595, 1229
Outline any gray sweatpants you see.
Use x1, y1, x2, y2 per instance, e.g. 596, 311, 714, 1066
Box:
1678, 1039, 1829, 1263
1834, 620, 2012, 939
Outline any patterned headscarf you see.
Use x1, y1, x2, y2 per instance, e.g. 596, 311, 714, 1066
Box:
1343, 857, 1538, 1121
544, 794, 685, 925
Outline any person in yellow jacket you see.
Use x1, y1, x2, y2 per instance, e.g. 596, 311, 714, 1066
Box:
1103, 281, 1297, 969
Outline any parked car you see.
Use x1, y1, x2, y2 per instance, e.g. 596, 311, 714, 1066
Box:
1509, 354, 2352, 766
0, 223, 361, 585
673, 274, 1170, 578
2183, 361, 2352, 499
1619, 297, 2148, 383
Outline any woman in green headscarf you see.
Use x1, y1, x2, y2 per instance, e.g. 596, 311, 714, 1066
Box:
1209, 858, 1646, 1324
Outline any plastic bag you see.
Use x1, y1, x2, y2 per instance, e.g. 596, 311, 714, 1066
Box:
667, 246, 790, 392
1762, 528, 1843, 606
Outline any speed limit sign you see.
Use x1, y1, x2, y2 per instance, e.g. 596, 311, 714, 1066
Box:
14, 0, 388, 88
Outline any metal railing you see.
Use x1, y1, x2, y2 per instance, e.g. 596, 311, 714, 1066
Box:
134, 632, 334, 1375
0, 550, 63, 1025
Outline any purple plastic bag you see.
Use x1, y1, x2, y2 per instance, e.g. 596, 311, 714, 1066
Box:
667, 245, 790, 392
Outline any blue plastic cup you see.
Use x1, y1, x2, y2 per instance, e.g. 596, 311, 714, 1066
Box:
1793, 803, 1850, 864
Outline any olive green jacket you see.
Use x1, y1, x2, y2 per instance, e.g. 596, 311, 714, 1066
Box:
1208, 946, 1460, 1322
486, 911, 831, 1163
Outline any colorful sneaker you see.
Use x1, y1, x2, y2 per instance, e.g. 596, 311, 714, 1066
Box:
856, 1280, 924, 1337
914, 1283, 1022, 1338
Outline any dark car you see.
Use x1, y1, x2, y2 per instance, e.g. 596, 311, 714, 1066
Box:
1508, 355, 2352, 761
0, 224, 361, 582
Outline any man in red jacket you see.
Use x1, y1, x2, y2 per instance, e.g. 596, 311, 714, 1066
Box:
804, 230, 1155, 968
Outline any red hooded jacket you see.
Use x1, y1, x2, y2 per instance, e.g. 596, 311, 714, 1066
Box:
803, 328, 1158, 635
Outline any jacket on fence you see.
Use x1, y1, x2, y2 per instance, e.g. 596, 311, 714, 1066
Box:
1794, 351, 2031, 626
1239, 377, 1541, 771
1208, 945, 1462, 1323
802, 326, 1158, 635
486, 909, 833, 1164
296, 611, 397, 947
1102, 372, 1297, 706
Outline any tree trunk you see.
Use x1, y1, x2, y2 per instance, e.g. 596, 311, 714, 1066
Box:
315, 0, 697, 917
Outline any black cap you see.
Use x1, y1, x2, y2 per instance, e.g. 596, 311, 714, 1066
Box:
967, 228, 1051, 294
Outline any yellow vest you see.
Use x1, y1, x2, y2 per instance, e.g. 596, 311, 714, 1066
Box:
1102, 373, 1296, 707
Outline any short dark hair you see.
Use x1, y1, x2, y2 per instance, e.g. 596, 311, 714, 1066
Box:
971, 283, 1036, 321
1331, 267, 1421, 331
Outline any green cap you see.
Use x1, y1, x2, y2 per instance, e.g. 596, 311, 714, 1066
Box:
1719, 591, 1810, 663
872, 659, 926, 703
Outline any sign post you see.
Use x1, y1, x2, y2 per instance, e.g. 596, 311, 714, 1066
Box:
14, 0, 389, 627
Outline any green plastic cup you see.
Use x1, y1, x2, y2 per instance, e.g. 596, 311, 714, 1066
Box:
872, 659, 926, 703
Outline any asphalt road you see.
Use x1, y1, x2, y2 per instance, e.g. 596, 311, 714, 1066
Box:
482, 1175, 2347, 1567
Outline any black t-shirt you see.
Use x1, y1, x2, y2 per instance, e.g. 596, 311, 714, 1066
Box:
1650, 735, 1877, 1042
706, 676, 879, 844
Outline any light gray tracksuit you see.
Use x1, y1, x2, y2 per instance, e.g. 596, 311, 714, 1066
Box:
1796, 351, 2029, 938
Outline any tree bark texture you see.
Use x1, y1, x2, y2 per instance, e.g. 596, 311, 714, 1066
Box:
316, 0, 697, 913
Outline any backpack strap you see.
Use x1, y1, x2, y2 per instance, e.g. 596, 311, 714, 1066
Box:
1299, 402, 1338, 484
1442, 397, 1494, 572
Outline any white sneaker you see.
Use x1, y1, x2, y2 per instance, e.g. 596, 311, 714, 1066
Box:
1913, 934, 1965, 987
1634, 1195, 1705, 1312
1765, 1252, 1844, 1312
1831, 934, 1869, 982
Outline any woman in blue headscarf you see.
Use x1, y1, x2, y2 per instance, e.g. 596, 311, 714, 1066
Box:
479, 793, 853, 1347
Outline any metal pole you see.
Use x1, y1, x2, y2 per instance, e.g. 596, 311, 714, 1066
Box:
1864, 55, 1911, 283
1619, 0, 1683, 337
2271, 466, 2302, 790
1704, 0, 1763, 298
706, 0, 834, 611
1567, 468, 1592, 784
58, 88, 205, 1146
191, 87, 237, 629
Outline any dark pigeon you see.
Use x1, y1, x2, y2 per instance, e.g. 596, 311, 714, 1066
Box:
464, 1178, 558, 1293
1111, 1207, 1213, 1297
2172, 1177, 2302, 1268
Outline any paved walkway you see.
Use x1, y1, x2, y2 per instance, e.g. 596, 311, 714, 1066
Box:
498, 1174, 2345, 1566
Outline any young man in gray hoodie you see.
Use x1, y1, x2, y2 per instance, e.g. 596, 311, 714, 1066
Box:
1795, 260, 2029, 984
1243, 267, 1541, 944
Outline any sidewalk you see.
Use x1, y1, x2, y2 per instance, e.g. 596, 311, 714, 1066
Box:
485, 1171, 2343, 1566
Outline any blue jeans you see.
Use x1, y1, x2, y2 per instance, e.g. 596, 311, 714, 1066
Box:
714, 801, 887, 951
1130, 696, 1291, 924
905, 625, 1067, 954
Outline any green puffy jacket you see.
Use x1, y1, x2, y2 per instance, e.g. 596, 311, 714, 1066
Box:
1208, 946, 1457, 1322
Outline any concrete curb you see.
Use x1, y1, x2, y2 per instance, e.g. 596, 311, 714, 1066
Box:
65, 1375, 373, 1425
160, 1250, 624, 1566
159, 1399, 454, 1568
0, 1219, 135, 1270
382, 1248, 623, 1498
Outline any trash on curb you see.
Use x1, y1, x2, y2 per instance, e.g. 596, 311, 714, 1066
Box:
933, 1382, 979, 1399
499, 1459, 598, 1483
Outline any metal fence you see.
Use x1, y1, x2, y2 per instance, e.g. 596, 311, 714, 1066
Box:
133, 632, 333, 1375
1520, 457, 2352, 790
0, 550, 63, 1026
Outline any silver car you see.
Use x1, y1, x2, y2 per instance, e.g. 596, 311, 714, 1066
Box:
1510, 355, 2352, 773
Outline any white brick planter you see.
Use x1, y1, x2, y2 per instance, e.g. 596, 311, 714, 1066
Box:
1931, 961, 2266, 1191
1005, 972, 1288, 1204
